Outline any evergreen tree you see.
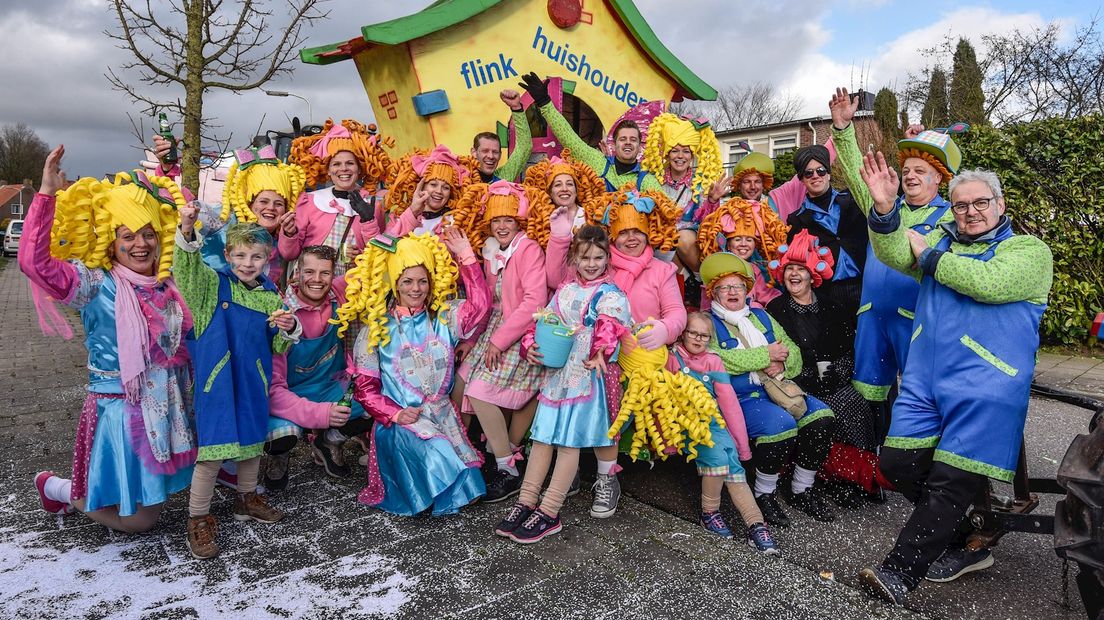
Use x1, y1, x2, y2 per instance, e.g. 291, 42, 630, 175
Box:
920, 68, 950, 128
873, 88, 901, 160
949, 38, 986, 125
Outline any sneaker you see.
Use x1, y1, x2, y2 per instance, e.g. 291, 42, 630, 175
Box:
264, 452, 290, 492
565, 471, 581, 498
485, 469, 522, 503
589, 473, 621, 519
754, 492, 791, 528
34, 471, 74, 515
858, 567, 908, 605
215, 465, 267, 494
233, 492, 285, 524
494, 502, 535, 537
312, 433, 350, 478
746, 522, 780, 555
925, 546, 994, 583
700, 511, 733, 538
509, 509, 562, 544
786, 487, 835, 522
187, 515, 220, 560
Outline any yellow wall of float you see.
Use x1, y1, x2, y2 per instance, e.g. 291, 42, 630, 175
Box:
351, 0, 680, 155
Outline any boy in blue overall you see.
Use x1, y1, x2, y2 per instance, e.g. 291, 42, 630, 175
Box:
176, 204, 301, 559
855, 155, 1052, 604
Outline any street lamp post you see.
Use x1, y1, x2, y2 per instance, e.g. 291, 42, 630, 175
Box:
264, 90, 311, 123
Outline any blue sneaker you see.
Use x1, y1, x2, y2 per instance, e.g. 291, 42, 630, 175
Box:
746, 522, 780, 555
509, 509, 562, 544
700, 511, 733, 538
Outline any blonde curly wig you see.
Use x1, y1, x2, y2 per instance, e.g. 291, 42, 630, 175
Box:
221, 159, 307, 223
697, 197, 789, 261
332, 233, 460, 352
449, 182, 553, 252
641, 114, 723, 205
385, 147, 479, 216
51, 171, 186, 282
583, 186, 680, 252
289, 118, 395, 190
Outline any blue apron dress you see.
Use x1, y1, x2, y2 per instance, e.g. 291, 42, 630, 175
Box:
852, 198, 950, 400
187, 273, 278, 462
885, 229, 1044, 482
268, 301, 366, 441
672, 350, 746, 482
712, 308, 834, 446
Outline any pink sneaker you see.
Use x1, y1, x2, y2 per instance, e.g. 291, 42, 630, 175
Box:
34, 471, 74, 515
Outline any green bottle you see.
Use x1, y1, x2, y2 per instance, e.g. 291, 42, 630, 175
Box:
337, 383, 354, 408
158, 113, 178, 164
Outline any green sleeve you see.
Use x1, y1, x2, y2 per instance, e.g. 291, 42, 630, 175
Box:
934, 235, 1053, 304
638, 172, 662, 191
870, 225, 933, 280
174, 232, 218, 337
496, 110, 532, 182
538, 102, 606, 172
831, 123, 873, 215
769, 315, 803, 379
712, 340, 770, 374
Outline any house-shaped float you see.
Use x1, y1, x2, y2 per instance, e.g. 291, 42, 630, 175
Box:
300, 0, 716, 158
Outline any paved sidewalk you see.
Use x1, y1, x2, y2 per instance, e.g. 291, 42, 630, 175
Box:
1034, 352, 1104, 400
0, 259, 1093, 619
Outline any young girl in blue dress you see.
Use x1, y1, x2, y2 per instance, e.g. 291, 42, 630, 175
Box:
495, 225, 633, 543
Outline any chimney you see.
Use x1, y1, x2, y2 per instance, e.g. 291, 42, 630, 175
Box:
23, 178, 33, 187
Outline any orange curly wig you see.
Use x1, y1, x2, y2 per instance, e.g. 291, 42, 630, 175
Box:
450, 182, 553, 252
385, 147, 479, 216
583, 186, 680, 252
697, 197, 789, 260
290, 118, 395, 191
522, 150, 605, 206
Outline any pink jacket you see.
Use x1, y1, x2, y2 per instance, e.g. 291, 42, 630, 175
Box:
485, 235, 548, 351
666, 343, 752, 460
267, 280, 349, 429
279, 188, 386, 262
545, 237, 686, 345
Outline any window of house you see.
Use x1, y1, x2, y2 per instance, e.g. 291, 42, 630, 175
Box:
770, 133, 797, 158
10, 204, 22, 217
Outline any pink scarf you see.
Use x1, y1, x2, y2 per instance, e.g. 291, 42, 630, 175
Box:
610, 245, 654, 294
111, 264, 193, 403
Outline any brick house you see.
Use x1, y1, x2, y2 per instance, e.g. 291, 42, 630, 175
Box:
0, 181, 35, 223
714, 111, 884, 171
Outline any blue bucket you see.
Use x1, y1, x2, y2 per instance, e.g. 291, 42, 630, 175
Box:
534, 317, 574, 368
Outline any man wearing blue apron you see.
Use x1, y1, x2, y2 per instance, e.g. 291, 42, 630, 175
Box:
829, 90, 961, 404
267, 245, 372, 489
855, 158, 1053, 605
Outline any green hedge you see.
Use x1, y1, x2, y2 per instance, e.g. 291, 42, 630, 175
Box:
958, 116, 1104, 345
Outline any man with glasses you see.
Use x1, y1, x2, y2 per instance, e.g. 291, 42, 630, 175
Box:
855, 155, 1053, 605
785, 143, 869, 323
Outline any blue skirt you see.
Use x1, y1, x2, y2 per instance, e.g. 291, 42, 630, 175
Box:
85, 398, 193, 516
371, 423, 485, 516
694, 420, 746, 482
531, 371, 615, 448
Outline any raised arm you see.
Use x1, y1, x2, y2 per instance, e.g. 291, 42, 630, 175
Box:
497, 90, 533, 182
829, 87, 874, 216
174, 201, 220, 337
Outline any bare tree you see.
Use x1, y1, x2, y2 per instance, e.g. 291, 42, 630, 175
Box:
0, 124, 51, 188
106, 0, 328, 189
671, 82, 803, 131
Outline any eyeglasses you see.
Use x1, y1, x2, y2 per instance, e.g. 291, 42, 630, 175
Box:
950, 197, 995, 214
684, 330, 711, 342
712, 284, 746, 294
801, 167, 829, 179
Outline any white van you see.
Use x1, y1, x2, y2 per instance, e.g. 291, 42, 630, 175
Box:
3, 220, 23, 256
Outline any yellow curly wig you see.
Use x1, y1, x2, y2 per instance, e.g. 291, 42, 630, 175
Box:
897, 148, 953, 185
583, 186, 680, 252
51, 171, 186, 282
384, 148, 479, 216
640, 114, 724, 205
332, 233, 460, 351
221, 159, 307, 223
289, 118, 395, 190
697, 197, 789, 261
449, 182, 553, 252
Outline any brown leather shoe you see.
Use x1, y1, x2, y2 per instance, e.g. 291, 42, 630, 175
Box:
187, 515, 219, 560
233, 492, 285, 524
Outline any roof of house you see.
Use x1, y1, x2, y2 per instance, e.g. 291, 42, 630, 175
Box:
0, 185, 29, 208
299, 0, 717, 100
714, 111, 875, 138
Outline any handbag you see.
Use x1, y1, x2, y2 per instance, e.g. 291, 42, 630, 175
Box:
730, 325, 808, 419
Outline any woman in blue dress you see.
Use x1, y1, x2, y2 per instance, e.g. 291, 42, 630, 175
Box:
337, 229, 492, 516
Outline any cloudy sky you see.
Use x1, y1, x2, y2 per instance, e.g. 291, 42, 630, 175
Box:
0, 0, 1096, 180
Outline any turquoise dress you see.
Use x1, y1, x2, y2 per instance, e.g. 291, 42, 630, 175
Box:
530, 280, 631, 448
